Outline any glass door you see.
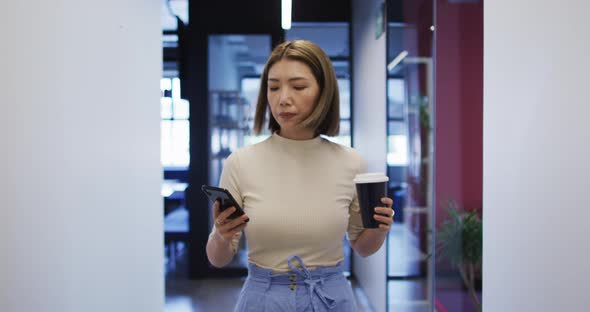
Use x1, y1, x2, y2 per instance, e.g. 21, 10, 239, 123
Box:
385, 0, 434, 311
161, 1, 190, 278
207, 34, 272, 270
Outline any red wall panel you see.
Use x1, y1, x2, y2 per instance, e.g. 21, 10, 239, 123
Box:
435, 0, 483, 225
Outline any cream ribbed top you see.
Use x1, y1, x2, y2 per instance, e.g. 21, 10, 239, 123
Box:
209, 133, 367, 272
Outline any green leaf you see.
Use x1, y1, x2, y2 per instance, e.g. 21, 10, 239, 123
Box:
436, 199, 482, 268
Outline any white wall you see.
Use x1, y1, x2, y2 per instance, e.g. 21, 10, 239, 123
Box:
352, 1, 387, 311
0, 1, 163, 311
484, 1, 590, 311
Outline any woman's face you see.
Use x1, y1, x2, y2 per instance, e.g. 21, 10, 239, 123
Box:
267, 58, 320, 140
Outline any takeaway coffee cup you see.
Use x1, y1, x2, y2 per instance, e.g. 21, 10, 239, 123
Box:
354, 173, 390, 228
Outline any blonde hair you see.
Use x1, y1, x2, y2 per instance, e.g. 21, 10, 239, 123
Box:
253, 40, 340, 136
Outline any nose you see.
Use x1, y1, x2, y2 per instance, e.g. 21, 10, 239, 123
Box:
279, 88, 292, 106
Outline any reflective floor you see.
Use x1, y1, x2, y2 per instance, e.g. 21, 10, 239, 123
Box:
388, 224, 430, 311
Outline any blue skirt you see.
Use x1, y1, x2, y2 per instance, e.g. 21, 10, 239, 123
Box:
234, 255, 358, 312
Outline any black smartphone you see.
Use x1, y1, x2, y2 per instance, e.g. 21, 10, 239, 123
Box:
201, 185, 245, 219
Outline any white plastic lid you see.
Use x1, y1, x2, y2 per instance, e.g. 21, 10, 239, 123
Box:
353, 172, 389, 184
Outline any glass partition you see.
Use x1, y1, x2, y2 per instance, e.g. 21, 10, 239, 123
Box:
385, 1, 434, 311
208, 34, 272, 269
162, 1, 190, 278
386, 1, 484, 311
433, 1, 484, 311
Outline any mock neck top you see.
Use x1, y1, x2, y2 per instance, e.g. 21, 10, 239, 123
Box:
269, 132, 323, 151
209, 134, 368, 272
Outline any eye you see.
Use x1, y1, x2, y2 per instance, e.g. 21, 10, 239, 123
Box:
268, 86, 279, 91
294, 86, 306, 91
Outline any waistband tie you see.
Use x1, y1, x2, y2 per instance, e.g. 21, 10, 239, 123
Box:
287, 255, 337, 311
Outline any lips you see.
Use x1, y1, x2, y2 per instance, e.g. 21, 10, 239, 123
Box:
279, 112, 296, 120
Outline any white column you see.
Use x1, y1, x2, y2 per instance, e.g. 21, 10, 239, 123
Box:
352, 0, 387, 311
0, 1, 163, 311
484, 1, 590, 311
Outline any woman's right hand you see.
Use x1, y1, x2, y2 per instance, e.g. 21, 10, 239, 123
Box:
212, 200, 249, 243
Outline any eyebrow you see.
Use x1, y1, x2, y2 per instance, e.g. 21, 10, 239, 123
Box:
268, 77, 309, 82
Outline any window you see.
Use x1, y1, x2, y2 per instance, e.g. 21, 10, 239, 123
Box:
387, 78, 409, 166
161, 78, 190, 168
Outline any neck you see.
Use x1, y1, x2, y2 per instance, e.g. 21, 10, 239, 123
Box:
277, 129, 316, 140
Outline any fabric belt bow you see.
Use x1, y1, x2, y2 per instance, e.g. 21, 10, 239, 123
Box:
287, 255, 337, 311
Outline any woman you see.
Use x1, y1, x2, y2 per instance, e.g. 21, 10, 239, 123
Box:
206, 40, 394, 312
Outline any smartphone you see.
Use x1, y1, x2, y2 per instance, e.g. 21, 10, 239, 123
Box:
201, 185, 245, 220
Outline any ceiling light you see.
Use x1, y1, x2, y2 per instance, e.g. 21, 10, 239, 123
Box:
282, 0, 292, 30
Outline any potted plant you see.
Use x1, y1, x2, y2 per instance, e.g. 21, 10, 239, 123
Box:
437, 199, 482, 312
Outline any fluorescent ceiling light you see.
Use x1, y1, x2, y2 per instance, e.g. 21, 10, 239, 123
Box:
387, 50, 409, 72
282, 0, 292, 30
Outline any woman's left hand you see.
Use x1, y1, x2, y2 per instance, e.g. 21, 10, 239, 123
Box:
373, 197, 395, 232
350, 197, 396, 257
